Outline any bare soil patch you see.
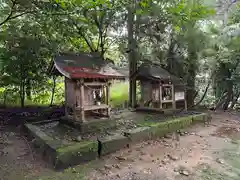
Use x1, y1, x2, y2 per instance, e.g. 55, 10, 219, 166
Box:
1, 110, 240, 180
0, 127, 52, 180
212, 126, 240, 139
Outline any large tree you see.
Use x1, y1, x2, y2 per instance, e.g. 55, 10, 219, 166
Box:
135, 0, 214, 107
0, 15, 60, 107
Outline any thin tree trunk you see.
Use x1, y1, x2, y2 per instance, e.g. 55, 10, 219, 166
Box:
223, 81, 233, 110
186, 44, 198, 108
20, 80, 25, 108
193, 90, 198, 100
50, 76, 56, 106
127, 0, 137, 107
215, 93, 227, 109
194, 79, 211, 107
186, 63, 196, 107
26, 79, 31, 100
3, 90, 7, 107
98, 21, 104, 57
223, 95, 231, 110
230, 92, 240, 109
166, 34, 175, 73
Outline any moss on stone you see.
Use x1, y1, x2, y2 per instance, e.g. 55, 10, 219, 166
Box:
150, 122, 169, 138
81, 119, 117, 134
56, 141, 97, 154
26, 113, 207, 169
125, 127, 151, 142
55, 141, 98, 169
167, 119, 182, 131
101, 134, 129, 155
25, 123, 53, 142
137, 120, 156, 127
193, 113, 207, 122
136, 113, 206, 139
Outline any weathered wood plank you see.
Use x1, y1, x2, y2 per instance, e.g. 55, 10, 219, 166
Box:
76, 104, 109, 111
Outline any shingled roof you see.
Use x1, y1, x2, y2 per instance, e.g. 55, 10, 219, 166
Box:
135, 63, 184, 85
50, 52, 125, 80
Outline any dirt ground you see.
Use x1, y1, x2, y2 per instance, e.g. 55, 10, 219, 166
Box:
1, 111, 240, 180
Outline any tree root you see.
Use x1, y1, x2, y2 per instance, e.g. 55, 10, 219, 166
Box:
21, 135, 35, 161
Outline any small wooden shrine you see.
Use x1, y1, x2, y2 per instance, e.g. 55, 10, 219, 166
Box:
49, 52, 125, 122
134, 63, 187, 111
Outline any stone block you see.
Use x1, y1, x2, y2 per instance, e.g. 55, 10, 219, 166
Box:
149, 122, 169, 138
23, 112, 207, 169
100, 134, 130, 155
192, 113, 207, 122
81, 119, 117, 134
55, 141, 98, 169
125, 127, 151, 142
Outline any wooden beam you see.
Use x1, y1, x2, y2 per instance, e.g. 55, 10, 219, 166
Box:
135, 106, 164, 113
84, 82, 107, 86
162, 100, 174, 103
162, 84, 173, 87
76, 104, 109, 111
176, 99, 185, 102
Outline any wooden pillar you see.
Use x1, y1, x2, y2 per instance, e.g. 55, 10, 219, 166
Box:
172, 84, 176, 109
159, 82, 163, 109
106, 82, 110, 117
79, 79, 85, 122
102, 85, 106, 102
73, 81, 77, 120
140, 81, 144, 107
64, 77, 68, 117
184, 88, 187, 111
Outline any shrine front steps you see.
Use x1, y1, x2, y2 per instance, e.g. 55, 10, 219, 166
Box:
24, 112, 207, 170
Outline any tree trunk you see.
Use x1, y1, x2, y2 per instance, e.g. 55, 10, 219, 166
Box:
166, 34, 176, 73
20, 80, 25, 108
186, 63, 196, 107
230, 92, 240, 109
127, 0, 137, 108
223, 86, 233, 110
194, 79, 211, 107
215, 93, 227, 109
26, 79, 31, 100
99, 25, 104, 58
3, 90, 7, 107
50, 76, 56, 106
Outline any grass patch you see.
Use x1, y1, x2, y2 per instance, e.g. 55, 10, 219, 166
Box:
110, 82, 129, 107
1, 81, 129, 108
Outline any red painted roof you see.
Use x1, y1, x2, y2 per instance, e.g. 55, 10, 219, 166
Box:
52, 53, 125, 80
64, 66, 124, 79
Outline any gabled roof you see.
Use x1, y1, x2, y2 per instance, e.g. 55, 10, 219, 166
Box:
50, 52, 125, 80
113, 66, 129, 77
135, 63, 184, 85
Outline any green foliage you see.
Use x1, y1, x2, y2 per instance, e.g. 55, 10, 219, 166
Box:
0, 0, 239, 109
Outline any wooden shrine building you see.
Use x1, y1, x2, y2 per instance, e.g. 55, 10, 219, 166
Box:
49, 52, 125, 122
134, 63, 187, 111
